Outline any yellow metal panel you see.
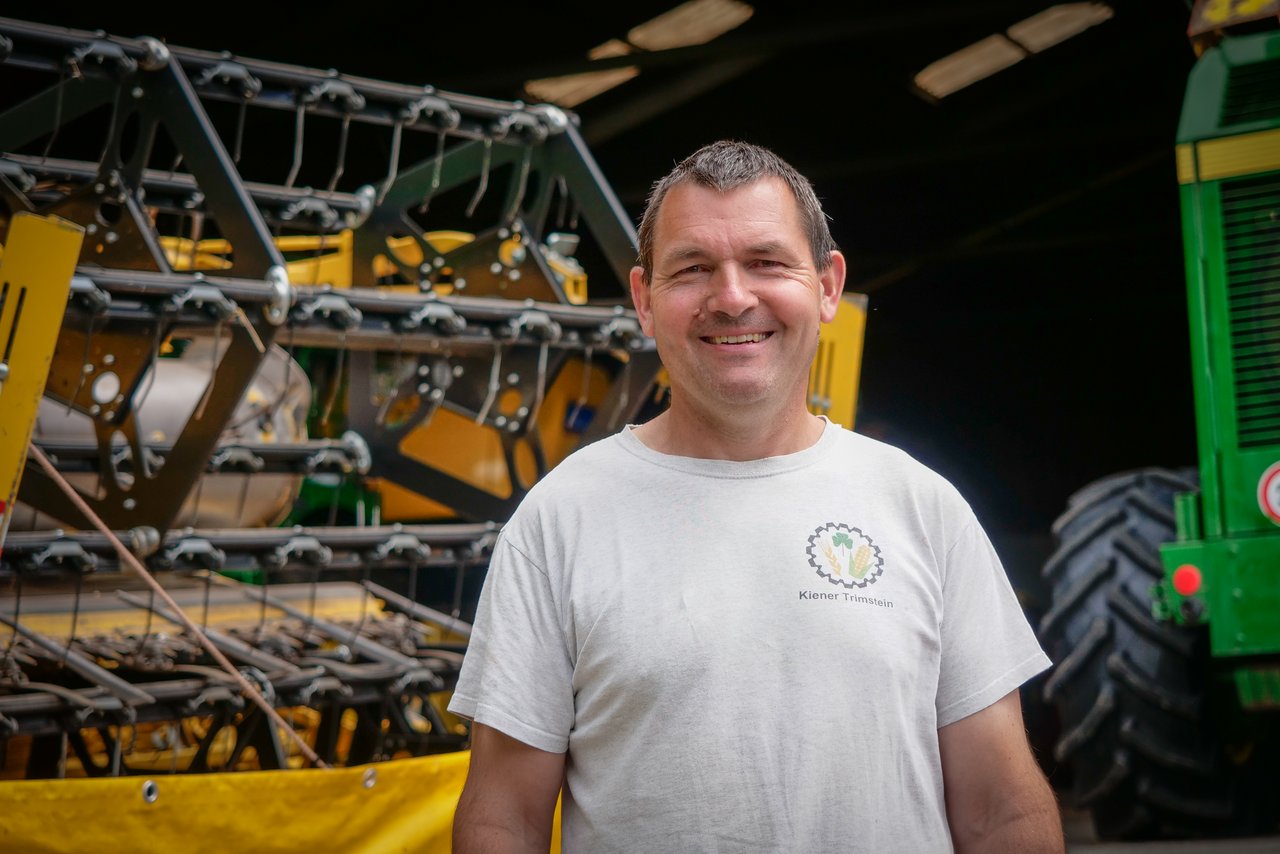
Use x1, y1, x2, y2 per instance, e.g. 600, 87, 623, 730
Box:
284, 229, 354, 287
0, 213, 84, 551
1176, 144, 1196, 185
0, 586, 374, 643
382, 355, 614, 521
808, 292, 868, 429
1179, 128, 1280, 183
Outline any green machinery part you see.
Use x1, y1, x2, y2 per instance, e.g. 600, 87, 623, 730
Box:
1157, 30, 1280, 701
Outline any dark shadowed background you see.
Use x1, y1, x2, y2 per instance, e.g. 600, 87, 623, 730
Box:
3, 1, 1204, 601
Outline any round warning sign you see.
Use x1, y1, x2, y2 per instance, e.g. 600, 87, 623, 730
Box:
1259, 462, 1280, 526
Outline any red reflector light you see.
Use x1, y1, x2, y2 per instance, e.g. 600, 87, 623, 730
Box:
1172, 564, 1202, 597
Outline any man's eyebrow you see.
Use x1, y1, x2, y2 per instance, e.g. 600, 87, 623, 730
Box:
745, 241, 794, 257
657, 245, 708, 265
658, 242, 798, 265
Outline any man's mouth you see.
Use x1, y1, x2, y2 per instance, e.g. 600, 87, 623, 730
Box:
703, 332, 771, 345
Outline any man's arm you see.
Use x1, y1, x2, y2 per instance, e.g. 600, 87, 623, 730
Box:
454, 722, 565, 854
938, 689, 1064, 853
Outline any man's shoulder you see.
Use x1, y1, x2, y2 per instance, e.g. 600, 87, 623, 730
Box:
829, 427, 973, 516
834, 428, 955, 484
517, 430, 634, 505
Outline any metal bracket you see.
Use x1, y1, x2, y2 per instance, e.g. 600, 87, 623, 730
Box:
398, 300, 464, 335
68, 39, 137, 78
191, 61, 262, 100
266, 536, 333, 570
171, 284, 237, 322
305, 78, 366, 112
372, 534, 431, 565
208, 445, 265, 474
291, 293, 362, 330
503, 309, 561, 341
28, 539, 98, 573
161, 537, 226, 572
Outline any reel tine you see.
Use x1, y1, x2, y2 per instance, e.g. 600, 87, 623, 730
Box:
474, 343, 502, 425
529, 340, 549, 426
60, 568, 85, 668
416, 130, 447, 215
232, 100, 248, 164
326, 114, 351, 194
464, 138, 493, 218
501, 145, 533, 225
375, 119, 403, 205
284, 100, 306, 189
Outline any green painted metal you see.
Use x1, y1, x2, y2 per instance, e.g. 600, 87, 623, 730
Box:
1175, 490, 1203, 541
1162, 535, 1280, 656
1158, 31, 1280, 675
1234, 665, 1280, 711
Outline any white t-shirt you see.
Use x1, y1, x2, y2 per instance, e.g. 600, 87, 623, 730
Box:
450, 420, 1050, 852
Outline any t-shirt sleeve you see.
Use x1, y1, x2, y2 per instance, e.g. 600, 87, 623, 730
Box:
447, 533, 574, 753
934, 518, 1051, 728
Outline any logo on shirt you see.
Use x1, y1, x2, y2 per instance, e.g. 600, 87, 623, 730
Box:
806, 523, 884, 588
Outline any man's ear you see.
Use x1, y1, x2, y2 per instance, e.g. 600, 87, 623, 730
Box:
630, 266, 655, 336
819, 251, 847, 323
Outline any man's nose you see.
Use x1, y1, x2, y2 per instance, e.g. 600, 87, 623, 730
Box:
705, 265, 758, 317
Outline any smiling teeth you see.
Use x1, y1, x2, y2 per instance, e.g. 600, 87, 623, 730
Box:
709, 333, 768, 344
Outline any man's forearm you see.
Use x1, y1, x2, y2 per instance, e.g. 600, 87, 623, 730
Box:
453, 818, 549, 854
951, 783, 1064, 854
453, 791, 553, 854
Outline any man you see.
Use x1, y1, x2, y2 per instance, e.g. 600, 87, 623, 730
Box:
449, 141, 1063, 852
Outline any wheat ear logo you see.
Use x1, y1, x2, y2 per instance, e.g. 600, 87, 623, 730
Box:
806, 523, 884, 588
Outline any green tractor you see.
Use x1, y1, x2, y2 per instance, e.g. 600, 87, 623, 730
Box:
1038, 16, 1280, 841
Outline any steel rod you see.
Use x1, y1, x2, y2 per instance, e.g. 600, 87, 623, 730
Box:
26, 443, 328, 769
363, 580, 472, 641
0, 615, 156, 706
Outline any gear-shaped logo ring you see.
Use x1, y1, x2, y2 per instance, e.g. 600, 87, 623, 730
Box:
805, 523, 884, 589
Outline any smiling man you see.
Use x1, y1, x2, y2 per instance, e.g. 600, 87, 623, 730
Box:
449, 141, 1063, 853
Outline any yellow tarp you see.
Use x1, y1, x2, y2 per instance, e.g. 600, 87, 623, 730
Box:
0, 752, 469, 853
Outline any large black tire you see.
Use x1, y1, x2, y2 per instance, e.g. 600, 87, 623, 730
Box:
1039, 468, 1255, 840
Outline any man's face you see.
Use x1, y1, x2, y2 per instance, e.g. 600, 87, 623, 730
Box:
630, 178, 845, 416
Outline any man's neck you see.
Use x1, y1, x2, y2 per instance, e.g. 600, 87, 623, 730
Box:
631, 400, 826, 461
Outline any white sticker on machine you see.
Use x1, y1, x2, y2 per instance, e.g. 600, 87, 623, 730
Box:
1259, 462, 1280, 526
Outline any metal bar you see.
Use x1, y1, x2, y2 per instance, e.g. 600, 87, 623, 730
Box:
34, 437, 367, 476
0, 18, 559, 138
25, 444, 328, 768
0, 614, 155, 706
1, 523, 496, 562
362, 580, 472, 640
138, 60, 284, 279
545, 126, 639, 290
115, 590, 300, 674
238, 586, 423, 671
5, 153, 368, 219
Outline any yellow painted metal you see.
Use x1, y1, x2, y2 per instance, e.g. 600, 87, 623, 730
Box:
0, 583, 378, 644
0, 213, 84, 552
808, 292, 868, 429
1190, 0, 1280, 35
1176, 129, 1280, 184
382, 356, 614, 521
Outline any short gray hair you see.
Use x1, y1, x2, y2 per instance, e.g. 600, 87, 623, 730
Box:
636, 140, 837, 281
